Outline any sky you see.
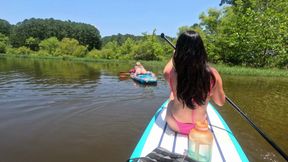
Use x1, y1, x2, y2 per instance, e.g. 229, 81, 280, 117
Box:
0, 0, 221, 37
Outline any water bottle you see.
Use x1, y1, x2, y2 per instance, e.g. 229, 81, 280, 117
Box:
188, 120, 213, 162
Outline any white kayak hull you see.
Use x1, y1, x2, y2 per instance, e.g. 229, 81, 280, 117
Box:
130, 100, 249, 162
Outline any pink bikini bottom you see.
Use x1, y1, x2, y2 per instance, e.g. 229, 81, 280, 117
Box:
172, 115, 196, 135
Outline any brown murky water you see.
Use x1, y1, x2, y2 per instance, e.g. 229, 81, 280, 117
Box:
0, 57, 287, 162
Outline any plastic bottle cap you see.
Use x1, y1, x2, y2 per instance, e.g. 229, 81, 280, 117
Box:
195, 120, 209, 131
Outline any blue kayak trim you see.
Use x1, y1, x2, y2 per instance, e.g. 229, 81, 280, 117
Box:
130, 99, 169, 159
209, 103, 249, 162
131, 73, 157, 84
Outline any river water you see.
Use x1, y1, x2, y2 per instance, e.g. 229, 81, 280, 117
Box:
0, 57, 287, 162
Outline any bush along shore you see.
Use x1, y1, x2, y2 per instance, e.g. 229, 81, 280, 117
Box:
1, 54, 287, 78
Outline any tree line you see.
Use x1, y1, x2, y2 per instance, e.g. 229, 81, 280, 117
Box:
0, 18, 101, 51
0, 0, 287, 68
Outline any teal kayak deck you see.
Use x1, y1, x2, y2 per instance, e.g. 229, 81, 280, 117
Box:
130, 73, 157, 84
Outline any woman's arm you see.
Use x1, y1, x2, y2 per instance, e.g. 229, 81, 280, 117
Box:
163, 58, 173, 81
210, 67, 225, 106
163, 58, 175, 100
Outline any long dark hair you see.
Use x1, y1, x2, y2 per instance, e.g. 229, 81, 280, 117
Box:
173, 30, 215, 109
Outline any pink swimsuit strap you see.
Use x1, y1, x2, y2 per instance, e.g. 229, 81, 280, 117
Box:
171, 114, 195, 135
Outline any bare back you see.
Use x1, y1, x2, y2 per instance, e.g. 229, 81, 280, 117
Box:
163, 59, 225, 129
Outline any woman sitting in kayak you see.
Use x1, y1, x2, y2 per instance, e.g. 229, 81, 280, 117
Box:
163, 30, 225, 135
133, 62, 155, 77
134, 62, 148, 75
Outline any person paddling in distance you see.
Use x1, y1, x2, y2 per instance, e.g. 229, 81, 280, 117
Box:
163, 30, 226, 135
134, 62, 148, 74
133, 62, 155, 77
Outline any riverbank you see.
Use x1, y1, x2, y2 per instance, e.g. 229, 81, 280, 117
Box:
1, 54, 287, 77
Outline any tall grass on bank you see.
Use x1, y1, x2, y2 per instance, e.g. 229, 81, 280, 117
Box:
214, 64, 288, 77
1, 54, 287, 77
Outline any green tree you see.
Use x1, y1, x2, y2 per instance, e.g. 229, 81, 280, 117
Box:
133, 30, 163, 60
198, 9, 223, 63
10, 18, 101, 50
0, 19, 12, 36
55, 38, 87, 57
0, 33, 9, 53
220, 0, 234, 6
71, 22, 102, 50
13, 46, 32, 55
226, 0, 288, 67
103, 41, 120, 59
25, 37, 39, 51
39, 37, 60, 55
199, 9, 222, 35
181, 0, 288, 68
102, 34, 142, 46
119, 38, 135, 59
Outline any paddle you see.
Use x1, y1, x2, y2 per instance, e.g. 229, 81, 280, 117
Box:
119, 68, 135, 78
118, 71, 133, 82
160, 33, 288, 161
119, 71, 131, 76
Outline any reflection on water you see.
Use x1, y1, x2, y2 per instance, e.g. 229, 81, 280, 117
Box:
221, 75, 288, 161
0, 57, 287, 162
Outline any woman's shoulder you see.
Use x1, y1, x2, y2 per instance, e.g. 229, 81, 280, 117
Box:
208, 66, 223, 88
209, 66, 221, 78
